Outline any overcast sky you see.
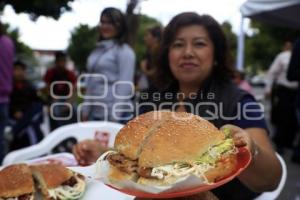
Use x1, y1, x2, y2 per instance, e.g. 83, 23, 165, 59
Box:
1, 0, 249, 50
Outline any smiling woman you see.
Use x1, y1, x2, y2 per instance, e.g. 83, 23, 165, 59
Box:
168, 25, 214, 88
81, 7, 136, 123
73, 12, 281, 200
137, 12, 282, 200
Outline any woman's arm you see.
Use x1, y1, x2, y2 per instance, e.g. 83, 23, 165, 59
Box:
238, 127, 282, 192
73, 139, 108, 166
227, 95, 282, 192
223, 124, 282, 192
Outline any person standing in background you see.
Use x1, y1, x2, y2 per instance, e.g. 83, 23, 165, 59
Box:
9, 61, 44, 150
138, 25, 163, 91
43, 51, 77, 131
81, 7, 135, 123
265, 40, 298, 154
0, 20, 15, 163
287, 37, 300, 163
232, 70, 253, 95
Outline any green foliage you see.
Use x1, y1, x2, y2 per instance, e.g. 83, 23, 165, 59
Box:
2, 23, 35, 64
67, 24, 98, 72
9, 29, 33, 58
221, 21, 237, 66
2, 23, 38, 81
245, 21, 300, 73
1, 0, 74, 20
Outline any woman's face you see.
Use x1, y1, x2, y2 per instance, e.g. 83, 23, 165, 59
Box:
99, 15, 118, 39
168, 25, 214, 86
144, 31, 156, 48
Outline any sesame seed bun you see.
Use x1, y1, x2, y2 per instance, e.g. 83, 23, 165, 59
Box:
105, 111, 237, 186
114, 111, 173, 160
138, 112, 225, 167
30, 164, 73, 189
0, 164, 35, 198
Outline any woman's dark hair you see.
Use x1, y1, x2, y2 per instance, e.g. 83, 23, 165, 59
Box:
147, 25, 163, 41
155, 12, 234, 89
99, 7, 128, 44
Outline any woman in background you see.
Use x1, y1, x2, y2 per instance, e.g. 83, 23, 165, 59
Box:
82, 7, 135, 123
138, 25, 163, 91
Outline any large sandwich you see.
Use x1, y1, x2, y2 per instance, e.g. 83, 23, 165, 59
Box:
30, 164, 85, 200
98, 111, 238, 187
0, 164, 35, 200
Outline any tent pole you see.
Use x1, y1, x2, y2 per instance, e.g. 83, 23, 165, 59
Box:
236, 15, 245, 71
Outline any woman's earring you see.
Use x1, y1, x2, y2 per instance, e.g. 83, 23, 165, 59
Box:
214, 61, 218, 66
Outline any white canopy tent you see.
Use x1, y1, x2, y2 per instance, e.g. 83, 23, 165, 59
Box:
237, 0, 300, 70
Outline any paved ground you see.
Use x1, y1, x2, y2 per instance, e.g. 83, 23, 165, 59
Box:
253, 86, 300, 200
279, 150, 300, 200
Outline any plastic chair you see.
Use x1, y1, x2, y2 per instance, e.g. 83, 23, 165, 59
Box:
39, 106, 51, 137
2, 121, 123, 166
254, 153, 287, 200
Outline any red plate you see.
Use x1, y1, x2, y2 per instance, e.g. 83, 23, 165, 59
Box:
107, 147, 251, 199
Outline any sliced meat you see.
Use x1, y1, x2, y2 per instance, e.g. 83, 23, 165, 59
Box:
137, 167, 153, 179
77, 173, 85, 180
18, 194, 32, 200
107, 154, 138, 174
62, 176, 77, 187
107, 153, 160, 179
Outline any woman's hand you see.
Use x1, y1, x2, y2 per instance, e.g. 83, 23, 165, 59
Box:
220, 124, 258, 157
221, 125, 281, 192
72, 139, 108, 166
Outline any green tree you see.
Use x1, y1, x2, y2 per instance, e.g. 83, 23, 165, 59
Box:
125, 0, 140, 46
67, 24, 98, 72
0, 0, 74, 20
221, 21, 237, 66
2, 23, 38, 80
2, 22, 35, 63
245, 21, 300, 73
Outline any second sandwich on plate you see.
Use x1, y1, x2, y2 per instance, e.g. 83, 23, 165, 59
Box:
30, 164, 86, 200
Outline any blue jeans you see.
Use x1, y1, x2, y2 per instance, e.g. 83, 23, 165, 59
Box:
0, 102, 9, 163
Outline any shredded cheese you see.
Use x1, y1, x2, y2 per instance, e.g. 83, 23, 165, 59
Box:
47, 174, 85, 200
150, 141, 237, 184
151, 162, 214, 184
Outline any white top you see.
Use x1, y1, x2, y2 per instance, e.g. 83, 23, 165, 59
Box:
265, 50, 298, 93
82, 39, 136, 121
